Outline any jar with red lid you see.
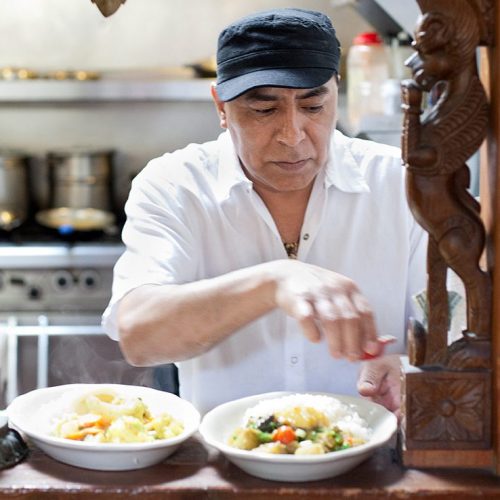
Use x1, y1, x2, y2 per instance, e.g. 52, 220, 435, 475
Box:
346, 31, 390, 133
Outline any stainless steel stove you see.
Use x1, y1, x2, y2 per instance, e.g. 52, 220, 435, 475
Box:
0, 236, 177, 405
0, 243, 120, 309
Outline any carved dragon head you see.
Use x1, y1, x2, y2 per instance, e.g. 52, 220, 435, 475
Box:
408, 0, 482, 91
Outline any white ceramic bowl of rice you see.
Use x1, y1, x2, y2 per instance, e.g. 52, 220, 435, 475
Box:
199, 392, 397, 482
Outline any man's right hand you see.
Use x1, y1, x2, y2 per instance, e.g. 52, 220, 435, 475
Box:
273, 260, 380, 362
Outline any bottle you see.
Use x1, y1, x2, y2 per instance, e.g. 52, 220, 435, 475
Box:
381, 78, 402, 116
347, 32, 390, 133
389, 32, 414, 81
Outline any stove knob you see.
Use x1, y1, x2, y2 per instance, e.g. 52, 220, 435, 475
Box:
52, 270, 74, 291
79, 270, 100, 290
28, 286, 42, 300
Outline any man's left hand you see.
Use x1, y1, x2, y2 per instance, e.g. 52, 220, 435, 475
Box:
357, 354, 402, 418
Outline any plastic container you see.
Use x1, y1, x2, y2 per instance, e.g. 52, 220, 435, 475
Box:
381, 78, 402, 116
347, 32, 391, 133
389, 34, 414, 80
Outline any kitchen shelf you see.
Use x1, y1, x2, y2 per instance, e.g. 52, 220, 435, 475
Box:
0, 78, 214, 102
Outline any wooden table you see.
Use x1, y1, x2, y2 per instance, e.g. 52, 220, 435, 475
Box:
1, 436, 500, 499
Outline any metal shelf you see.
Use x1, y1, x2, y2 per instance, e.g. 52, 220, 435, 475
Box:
0, 78, 214, 102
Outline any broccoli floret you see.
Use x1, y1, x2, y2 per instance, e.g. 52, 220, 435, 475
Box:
255, 415, 279, 433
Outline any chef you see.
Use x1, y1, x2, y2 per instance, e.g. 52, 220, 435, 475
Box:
102, 8, 426, 415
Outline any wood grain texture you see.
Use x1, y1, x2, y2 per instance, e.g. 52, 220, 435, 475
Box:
1, 439, 500, 499
401, 0, 495, 467
479, 0, 500, 476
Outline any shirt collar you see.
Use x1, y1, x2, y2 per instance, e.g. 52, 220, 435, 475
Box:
216, 131, 252, 200
215, 129, 370, 201
324, 129, 370, 193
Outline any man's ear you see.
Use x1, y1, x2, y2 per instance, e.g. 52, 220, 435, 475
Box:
211, 83, 228, 129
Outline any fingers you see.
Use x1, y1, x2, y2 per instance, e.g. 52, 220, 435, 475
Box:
361, 335, 397, 360
314, 288, 376, 361
273, 263, 380, 362
294, 299, 321, 343
317, 294, 359, 360
357, 360, 385, 397
357, 355, 402, 414
351, 292, 378, 354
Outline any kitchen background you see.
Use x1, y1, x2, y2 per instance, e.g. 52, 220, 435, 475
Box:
0, 0, 421, 210
0, 0, 472, 406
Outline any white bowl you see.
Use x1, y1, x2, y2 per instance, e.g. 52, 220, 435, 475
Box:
7, 383, 200, 471
199, 391, 397, 482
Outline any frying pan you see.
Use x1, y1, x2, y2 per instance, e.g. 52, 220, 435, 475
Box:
36, 207, 115, 233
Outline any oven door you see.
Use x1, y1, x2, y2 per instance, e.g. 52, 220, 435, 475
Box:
0, 312, 178, 406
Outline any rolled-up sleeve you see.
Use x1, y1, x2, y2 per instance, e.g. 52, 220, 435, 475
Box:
102, 156, 200, 340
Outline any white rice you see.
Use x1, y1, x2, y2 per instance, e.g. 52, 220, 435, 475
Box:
243, 394, 371, 441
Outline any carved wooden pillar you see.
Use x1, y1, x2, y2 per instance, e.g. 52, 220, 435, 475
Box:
478, 0, 500, 475
400, 0, 496, 469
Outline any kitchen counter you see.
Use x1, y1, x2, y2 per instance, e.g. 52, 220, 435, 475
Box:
1, 436, 500, 499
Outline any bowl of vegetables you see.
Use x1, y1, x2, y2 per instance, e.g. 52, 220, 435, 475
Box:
7, 383, 200, 471
199, 391, 397, 482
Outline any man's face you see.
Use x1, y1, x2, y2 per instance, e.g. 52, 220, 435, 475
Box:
213, 76, 338, 197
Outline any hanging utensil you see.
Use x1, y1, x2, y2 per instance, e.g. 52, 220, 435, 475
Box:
91, 0, 127, 17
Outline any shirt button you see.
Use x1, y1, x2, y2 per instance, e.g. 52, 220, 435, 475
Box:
291, 356, 298, 365
303, 233, 310, 240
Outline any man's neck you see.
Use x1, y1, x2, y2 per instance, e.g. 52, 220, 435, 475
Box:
254, 183, 314, 244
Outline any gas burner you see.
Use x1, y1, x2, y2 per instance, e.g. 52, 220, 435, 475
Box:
0, 221, 122, 246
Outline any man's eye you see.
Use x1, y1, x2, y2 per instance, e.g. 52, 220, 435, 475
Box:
252, 107, 275, 115
304, 105, 323, 113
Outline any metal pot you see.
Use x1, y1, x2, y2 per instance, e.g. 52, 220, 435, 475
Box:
36, 148, 116, 232
0, 152, 30, 231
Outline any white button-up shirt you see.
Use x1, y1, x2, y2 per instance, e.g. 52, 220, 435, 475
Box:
103, 130, 427, 414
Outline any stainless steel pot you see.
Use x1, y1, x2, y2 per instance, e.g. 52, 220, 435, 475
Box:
48, 148, 114, 211
37, 149, 116, 232
0, 152, 30, 231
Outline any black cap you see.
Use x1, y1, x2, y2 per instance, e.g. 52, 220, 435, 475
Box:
216, 8, 341, 102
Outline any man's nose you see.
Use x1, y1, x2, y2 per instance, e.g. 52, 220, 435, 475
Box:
276, 108, 306, 146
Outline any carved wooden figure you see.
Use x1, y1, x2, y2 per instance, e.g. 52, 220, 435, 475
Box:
400, 0, 495, 467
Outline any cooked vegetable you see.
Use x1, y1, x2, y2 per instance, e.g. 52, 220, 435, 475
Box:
227, 394, 370, 455
51, 389, 184, 443
228, 428, 261, 450
272, 425, 296, 445
295, 441, 325, 455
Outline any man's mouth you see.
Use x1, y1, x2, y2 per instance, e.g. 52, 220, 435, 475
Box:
273, 159, 309, 170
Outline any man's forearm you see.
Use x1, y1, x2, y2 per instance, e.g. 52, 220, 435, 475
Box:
117, 258, 383, 366
117, 262, 278, 366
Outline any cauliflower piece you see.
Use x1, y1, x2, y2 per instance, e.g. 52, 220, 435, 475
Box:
295, 440, 326, 455
105, 416, 153, 443
146, 413, 184, 439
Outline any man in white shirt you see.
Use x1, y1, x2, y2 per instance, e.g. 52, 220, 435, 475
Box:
102, 8, 426, 415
